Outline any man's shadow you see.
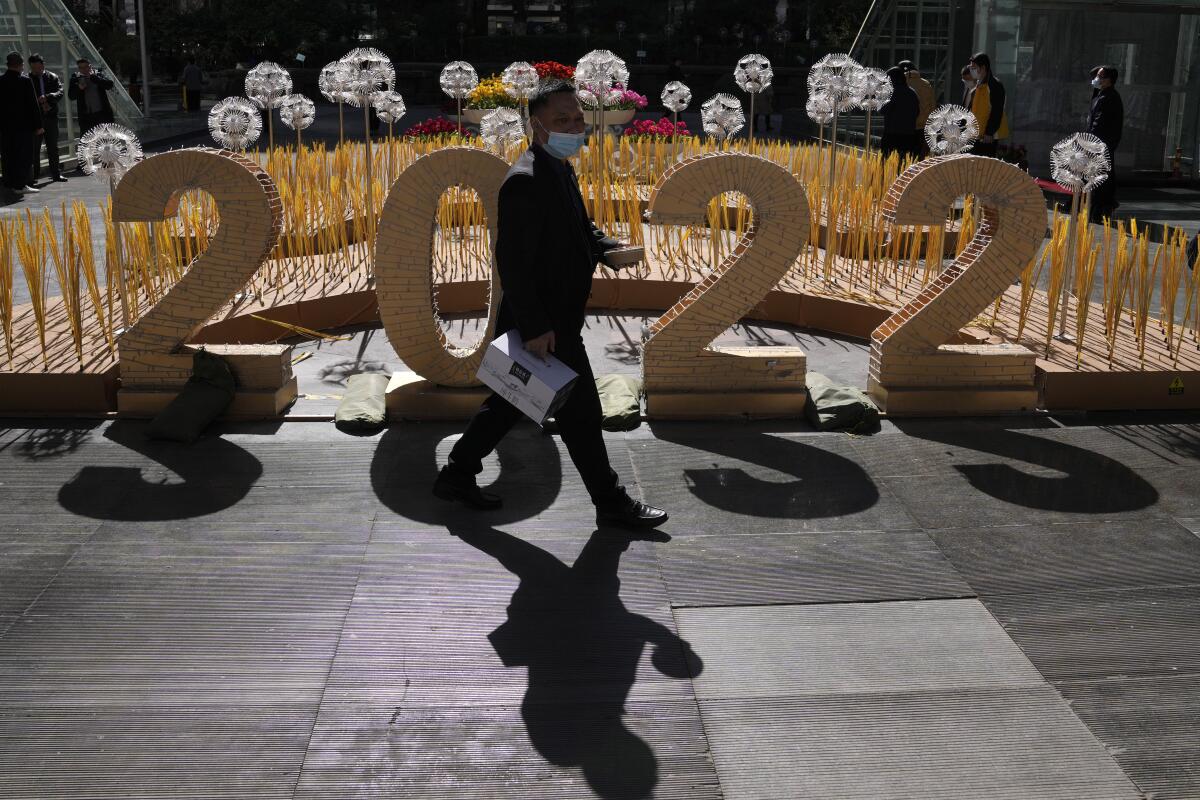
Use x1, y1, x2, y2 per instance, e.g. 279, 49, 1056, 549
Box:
451, 525, 702, 800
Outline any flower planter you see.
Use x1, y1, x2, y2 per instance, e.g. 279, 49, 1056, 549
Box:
584, 108, 636, 128
462, 108, 487, 124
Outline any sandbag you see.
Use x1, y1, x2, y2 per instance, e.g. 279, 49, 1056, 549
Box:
147, 349, 235, 443
804, 372, 880, 434
334, 373, 390, 433
596, 373, 643, 431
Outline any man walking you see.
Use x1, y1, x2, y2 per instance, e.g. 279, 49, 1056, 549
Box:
68, 57, 115, 137
0, 52, 43, 199
180, 56, 203, 112
433, 80, 668, 530
1088, 64, 1124, 222
28, 54, 66, 183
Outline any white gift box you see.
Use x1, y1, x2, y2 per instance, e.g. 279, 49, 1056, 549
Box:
477, 330, 579, 425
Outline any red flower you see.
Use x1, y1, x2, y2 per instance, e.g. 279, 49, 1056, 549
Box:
404, 117, 460, 137
533, 60, 575, 80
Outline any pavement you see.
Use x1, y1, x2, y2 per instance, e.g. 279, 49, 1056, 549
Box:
1, 320, 1199, 798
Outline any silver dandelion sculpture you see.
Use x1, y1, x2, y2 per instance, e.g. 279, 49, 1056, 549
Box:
341, 47, 395, 108
502, 61, 540, 101
806, 91, 835, 126
661, 81, 692, 113
809, 52, 862, 112
244, 61, 292, 110
481, 107, 525, 148
924, 104, 979, 155
851, 67, 893, 112
1050, 133, 1111, 193
734, 53, 773, 93
319, 60, 356, 103
278, 94, 316, 131
701, 93, 744, 140
439, 61, 479, 99
209, 96, 262, 149
373, 91, 407, 125
575, 49, 629, 109
78, 123, 142, 184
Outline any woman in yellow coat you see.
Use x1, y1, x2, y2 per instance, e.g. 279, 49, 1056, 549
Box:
967, 52, 1009, 157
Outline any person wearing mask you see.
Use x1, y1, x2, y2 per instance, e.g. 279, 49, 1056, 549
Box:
28, 54, 66, 183
967, 52, 1008, 157
960, 65, 975, 106
68, 57, 115, 137
179, 56, 203, 113
432, 80, 669, 530
0, 52, 43, 198
880, 65, 920, 160
1088, 64, 1124, 221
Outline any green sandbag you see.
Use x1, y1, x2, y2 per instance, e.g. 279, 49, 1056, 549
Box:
596, 373, 643, 432
804, 372, 880, 434
334, 373, 390, 433
147, 349, 235, 443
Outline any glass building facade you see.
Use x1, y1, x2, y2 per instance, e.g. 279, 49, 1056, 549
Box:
0, 0, 140, 160
976, 0, 1200, 174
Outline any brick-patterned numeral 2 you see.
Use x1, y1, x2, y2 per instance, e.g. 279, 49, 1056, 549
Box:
642, 153, 810, 415
868, 155, 1045, 413
111, 148, 285, 389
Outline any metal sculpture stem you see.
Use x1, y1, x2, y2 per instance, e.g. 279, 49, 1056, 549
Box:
364, 102, 375, 249
108, 175, 130, 330
864, 108, 872, 154
337, 101, 344, 146
672, 110, 679, 162
267, 109, 274, 152
1057, 189, 1082, 339
749, 93, 756, 152
822, 110, 840, 281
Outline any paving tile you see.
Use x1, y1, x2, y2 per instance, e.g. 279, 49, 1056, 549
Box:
930, 518, 1200, 595
0, 527, 97, 618
322, 531, 693, 708
1094, 422, 1200, 466
983, 585, 1200, 682
676, 600, 1045, 699
0, 704, 315, 800
1058, 674, 1200, 799
697, 690, 1140, 800
627, 433, 918, 534
294, 700, 721, 800
0, 540, 365, 708
656, 531, 973, 606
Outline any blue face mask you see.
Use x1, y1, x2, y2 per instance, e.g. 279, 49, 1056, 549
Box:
543, 130, 586, 159
534, 119, 585, 159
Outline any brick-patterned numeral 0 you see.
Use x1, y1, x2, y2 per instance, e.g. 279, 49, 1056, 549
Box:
374, 147, 509, 386
869, 155, 1045, 409
111, 148, 284, 388
642, 153, 810, 408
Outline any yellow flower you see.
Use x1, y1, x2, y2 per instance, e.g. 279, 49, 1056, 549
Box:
467, 75, 520, 109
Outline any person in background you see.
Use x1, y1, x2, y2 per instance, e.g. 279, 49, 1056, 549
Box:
1088, 64, 1124, 222
897, 60, 934, 132
960, 64, 975, 106
432, 80, 668, 530
0, 52, 43, 199
68, 57, 115, 138
754, 83, 774, 133
666, 57, 686, 85
879, 65, 920, 160
967, 52, 1008, 157
180, 55, 203, 112
28, 54, 66, 183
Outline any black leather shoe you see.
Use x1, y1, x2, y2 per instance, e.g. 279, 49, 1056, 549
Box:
596, 497, 669, 529
433, 468, 502, 510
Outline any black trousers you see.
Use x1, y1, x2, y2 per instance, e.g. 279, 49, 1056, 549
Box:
0, 131, 32, 190
185, 88, 201, 112
33, 116, 60, 179
79, 112, 107, 137
1090, 174, 1118, 222
448, 332, 623, 506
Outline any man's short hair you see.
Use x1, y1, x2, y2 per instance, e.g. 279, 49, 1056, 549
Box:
897, 60, 917, 72
961, 64, 973, 77
28, 53, 43, 64
969, 52, 992, 72
6, 52, 22, 67
76, 58, 89, 66
1091, 64, 1118, 83
528, 78, 577, 116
